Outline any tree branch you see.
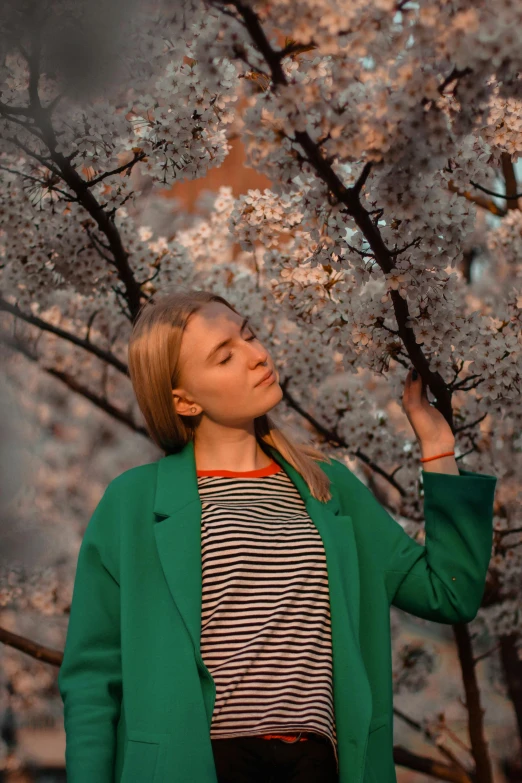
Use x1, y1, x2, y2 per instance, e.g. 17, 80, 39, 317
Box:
469, 180, 522, 202
85, 151, 146, 188
0, 100, 33, 116
0, 625, 63, 667
5, 35, 144, 321
1, 332, 147, 437
393, 746, 473, 782
500, 151, 519, 212
2, 134, 63, 179
453, 622, 493, 783
281, 378, 408, 497
437, 66, 473, 96
499, 634, 522, 743
0, 164, 77, 202
0, 296, 128, 375
447, 180, 507, 218
223, 0, 457, 432
473, 641, 501, 666
394, 706, 473, 774
0, 105, 46, 141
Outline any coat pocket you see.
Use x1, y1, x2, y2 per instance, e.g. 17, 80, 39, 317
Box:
120, 732, 160, 783
368, 713, 387, 734
363, 719, 395, 783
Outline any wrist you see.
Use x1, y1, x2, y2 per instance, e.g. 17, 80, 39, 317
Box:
420, 441, 456, 459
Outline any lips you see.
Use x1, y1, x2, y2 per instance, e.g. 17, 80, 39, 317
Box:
256, 369, 275, 386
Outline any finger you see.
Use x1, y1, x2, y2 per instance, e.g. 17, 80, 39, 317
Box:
415, 372, 433, 403
409, 367, 423, 401
411, 367, 427, 393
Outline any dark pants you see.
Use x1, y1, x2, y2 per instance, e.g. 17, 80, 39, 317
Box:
211, 732, 339, 783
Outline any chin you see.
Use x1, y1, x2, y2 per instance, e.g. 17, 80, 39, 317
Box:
261, 383, 283, 413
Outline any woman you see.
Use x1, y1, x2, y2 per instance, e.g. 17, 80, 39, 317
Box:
58, 289, 497, 783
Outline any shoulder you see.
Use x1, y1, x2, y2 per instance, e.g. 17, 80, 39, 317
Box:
105, 460, 159, 501
318, 455, 357, 486
91, 462, 159, 526
87, 462, 159, 561
318, 455, 379, 508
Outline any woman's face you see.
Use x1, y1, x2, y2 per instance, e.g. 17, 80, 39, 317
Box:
172, 302, 283, 425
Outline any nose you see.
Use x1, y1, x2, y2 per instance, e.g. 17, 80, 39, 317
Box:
249, 342, 269, 366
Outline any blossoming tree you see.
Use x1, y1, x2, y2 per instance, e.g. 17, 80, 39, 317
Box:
0, 0, 521, 779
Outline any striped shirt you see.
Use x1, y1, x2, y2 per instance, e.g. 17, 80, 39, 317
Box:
196, 458, 338, 770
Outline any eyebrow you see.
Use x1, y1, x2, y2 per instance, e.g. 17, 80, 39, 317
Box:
205, 317, 250, 362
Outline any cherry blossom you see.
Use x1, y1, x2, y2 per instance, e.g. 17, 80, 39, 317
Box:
0, 0, 521, 775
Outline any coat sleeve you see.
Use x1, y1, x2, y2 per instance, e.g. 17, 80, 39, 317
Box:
385, 468, 497, 623
332, 460, 497, 624
58, 480, 122, 783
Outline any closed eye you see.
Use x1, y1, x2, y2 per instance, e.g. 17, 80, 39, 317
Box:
219, 333, 257, 365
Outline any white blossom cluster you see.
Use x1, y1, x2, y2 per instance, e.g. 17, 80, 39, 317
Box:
392, 639, 438, 695
487, 210, 522, 275
0, 2, 245, 321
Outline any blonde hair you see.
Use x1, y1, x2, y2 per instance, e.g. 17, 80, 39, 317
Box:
127, 288, 332, 502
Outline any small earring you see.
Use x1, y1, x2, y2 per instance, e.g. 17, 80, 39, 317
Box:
191, 407, 197, 414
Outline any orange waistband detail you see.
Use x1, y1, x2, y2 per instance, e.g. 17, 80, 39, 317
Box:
260, 733, 309, 742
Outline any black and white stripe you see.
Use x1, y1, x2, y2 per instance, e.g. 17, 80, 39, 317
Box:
198, 467, 338, 769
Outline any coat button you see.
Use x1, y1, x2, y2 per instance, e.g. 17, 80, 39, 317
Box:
452, 577, 456, 580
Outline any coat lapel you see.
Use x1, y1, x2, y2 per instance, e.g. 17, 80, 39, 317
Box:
152, 439, 204, 668
152, 439, 372, 756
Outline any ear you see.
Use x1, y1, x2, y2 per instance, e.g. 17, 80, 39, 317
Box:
172, 388, 198, 416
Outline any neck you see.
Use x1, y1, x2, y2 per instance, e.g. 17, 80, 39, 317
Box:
193, 420, 272, 473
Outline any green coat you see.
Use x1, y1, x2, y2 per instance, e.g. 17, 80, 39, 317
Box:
58, 439, 497, 783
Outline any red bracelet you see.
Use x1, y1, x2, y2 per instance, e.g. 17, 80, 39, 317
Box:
420, 450, 455, 463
